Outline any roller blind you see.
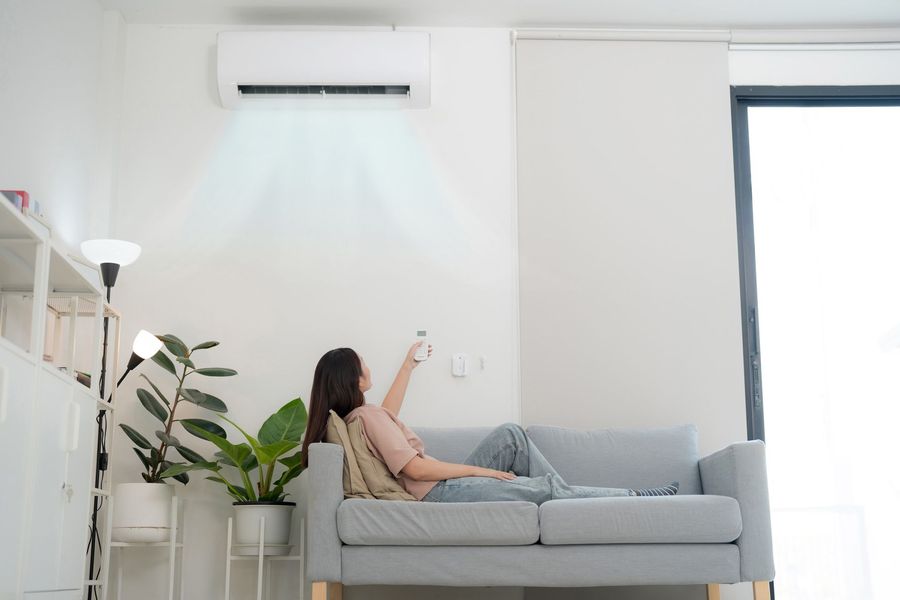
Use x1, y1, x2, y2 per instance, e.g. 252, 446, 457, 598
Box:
515, 39, 746, 453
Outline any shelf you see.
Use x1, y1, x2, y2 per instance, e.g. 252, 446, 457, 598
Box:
0, 198, 44, 242
0, 240, 38, 291
0, 201, 43, 294
46, 295, 114, 318
228, 554, 303, 562
110, 542, 183, 548
48, 242, 101, 296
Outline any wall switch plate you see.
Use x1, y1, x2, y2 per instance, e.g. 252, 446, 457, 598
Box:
452, 353, 469, 377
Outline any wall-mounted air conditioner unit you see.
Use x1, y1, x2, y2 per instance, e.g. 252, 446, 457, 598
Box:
217, 31, 430, 109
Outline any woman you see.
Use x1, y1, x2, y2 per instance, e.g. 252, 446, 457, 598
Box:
301, 344, 678, 503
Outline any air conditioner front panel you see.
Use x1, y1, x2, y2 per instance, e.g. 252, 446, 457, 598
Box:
217, 31, 431, 109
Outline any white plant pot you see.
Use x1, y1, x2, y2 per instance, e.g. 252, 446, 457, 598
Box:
111, 482, 174, 543
232, 502, 295, 556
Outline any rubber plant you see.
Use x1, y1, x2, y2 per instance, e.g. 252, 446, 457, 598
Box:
160, 397, 307, 501
119, 334, 237, 484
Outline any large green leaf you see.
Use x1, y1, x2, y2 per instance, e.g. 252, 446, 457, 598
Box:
178, 387, 203, 404
155, 430, 181, 447
193, 367, 237, 377
197, 392, 227, 413
278, 451, 303, 468
120, 424, 153, 449
255, 440, 299, 465
182, 421, 256, 500
179, 388, 227, 413
152, 350, 177, 375
137, 388, 168, 423
159, 461, 218, 478
175, 446, 206, 463
158, 334, 189, 358
192, 341, 220, 351
216, 450, 258, 472
132, 447, 151, 471
176, 356, 195, 369
182, 421, 253, 472
158, 460, 192, 484
274, 462, 303, 489
258, 397, 307, 446
180, 418, 226, 439
139, 374, 169, 407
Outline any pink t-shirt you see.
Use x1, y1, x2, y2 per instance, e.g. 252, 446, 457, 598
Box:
344, 404, 438, 500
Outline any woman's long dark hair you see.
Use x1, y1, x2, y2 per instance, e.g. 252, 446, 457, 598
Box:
301, 348, 366, 468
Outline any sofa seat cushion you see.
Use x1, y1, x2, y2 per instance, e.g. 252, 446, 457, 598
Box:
539, 495, 742, 545
338, 498, 540, 546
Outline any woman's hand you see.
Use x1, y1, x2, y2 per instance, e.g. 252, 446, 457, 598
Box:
404, 341, 433, 370
472, 466, 517, 481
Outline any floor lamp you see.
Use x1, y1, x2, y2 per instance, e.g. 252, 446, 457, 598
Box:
80, 239, 142, 600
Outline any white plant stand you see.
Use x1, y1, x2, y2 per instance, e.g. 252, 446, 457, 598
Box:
110, 496, 184, 600
225, 516, 305, 600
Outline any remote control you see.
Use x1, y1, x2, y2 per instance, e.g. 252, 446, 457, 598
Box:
414, 330, 429, 361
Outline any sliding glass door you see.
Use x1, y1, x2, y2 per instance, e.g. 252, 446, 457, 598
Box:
732, 87, 900, 600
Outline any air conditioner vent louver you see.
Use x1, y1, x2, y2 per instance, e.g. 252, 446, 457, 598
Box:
237, 84, 411, 97
217, 31, 430, 109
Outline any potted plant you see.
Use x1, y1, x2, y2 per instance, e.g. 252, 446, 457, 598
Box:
113, 334, 237, 542
161, 397, 307, 555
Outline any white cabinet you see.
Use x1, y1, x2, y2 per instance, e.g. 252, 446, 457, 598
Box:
0, 341, 37, 599
24, 368, 96, 592
0, 200, 118, 600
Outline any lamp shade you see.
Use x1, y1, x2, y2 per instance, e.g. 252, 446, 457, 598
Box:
80, 239, 142, 267
132, 330, 164, 360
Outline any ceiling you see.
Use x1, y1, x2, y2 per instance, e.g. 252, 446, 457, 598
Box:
100, 0, 900, 29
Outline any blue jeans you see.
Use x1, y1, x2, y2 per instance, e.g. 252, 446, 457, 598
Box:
422, 423, 632, 504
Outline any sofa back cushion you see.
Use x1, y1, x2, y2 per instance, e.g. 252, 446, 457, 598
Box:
414, 427, 495, 463
526, 424, 703, 495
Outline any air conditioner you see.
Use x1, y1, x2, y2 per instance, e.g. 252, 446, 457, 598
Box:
217, 31, 430, 109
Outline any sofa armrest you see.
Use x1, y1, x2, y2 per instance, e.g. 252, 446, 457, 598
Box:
298, 442, 344, 583
699, 440, 775, 582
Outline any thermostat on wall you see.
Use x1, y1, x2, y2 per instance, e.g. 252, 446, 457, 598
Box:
452, 353, 469, 377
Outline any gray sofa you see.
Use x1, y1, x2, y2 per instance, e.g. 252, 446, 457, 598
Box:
297, 424, 774, 600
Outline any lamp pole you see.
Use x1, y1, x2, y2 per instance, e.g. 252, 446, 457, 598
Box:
80, 240, 142, 600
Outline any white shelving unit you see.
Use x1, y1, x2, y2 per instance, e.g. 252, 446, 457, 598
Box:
110, 496, 185, 600
224, 517, 305, 600
0, 198, 122, 600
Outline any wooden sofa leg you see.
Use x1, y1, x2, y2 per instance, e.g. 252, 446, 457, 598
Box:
706, 584, 721, 600
753, 581, 772, 600
312, 582, 343, 600
328, 582, 343, 600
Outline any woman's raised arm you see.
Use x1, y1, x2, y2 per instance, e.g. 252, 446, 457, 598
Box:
381, 342, 431, 416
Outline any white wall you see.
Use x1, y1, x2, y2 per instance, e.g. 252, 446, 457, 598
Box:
0, 0, 115, 250
108, 24, 518, 600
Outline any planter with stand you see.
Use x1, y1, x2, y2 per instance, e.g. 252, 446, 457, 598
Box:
232, 501, 296, 556
111, 482, 174, 543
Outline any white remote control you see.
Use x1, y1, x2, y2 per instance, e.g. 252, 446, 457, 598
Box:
414, 330, 429, 361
